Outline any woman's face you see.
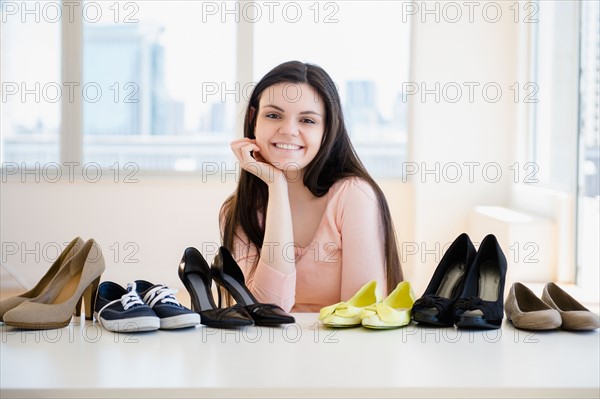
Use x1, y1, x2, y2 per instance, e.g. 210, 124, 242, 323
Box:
254, 83, 326, 174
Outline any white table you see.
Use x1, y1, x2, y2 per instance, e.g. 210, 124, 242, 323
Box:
1, 313, 599, 398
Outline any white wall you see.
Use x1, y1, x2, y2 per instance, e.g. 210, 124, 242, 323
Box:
406, 3, 519, 290
0, 177, 409, 292
1, 177, 232, 289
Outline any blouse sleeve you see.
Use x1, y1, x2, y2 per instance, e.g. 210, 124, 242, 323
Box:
230, 230, 297, 312
338, 179, 388, 301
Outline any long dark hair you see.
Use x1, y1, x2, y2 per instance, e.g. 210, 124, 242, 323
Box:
220, 61, 403, 295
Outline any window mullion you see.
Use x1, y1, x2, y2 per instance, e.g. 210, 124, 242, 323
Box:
235, 0, 254, 137
60, 0, 83, 165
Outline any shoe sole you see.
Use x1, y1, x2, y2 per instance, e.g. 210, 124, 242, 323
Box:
320, 315, 362, 328
455, 316, 501, 329
362, 323, 411, 329
507, 317, 561, 331
160, 313, 201, 329
3, 319, 71, 330
413, 313, 453, 327
562, 321, 600, 331
95, 314, 160, 332
321, 323, 361, 328
253, 322, 295, 326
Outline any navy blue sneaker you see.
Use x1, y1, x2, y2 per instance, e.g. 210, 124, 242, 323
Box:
94, 281, 159, 332
135, 280, 200, 329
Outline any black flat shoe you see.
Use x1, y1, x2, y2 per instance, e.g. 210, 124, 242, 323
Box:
211, 246, 295, 326
412, 233, 476, 327
453, 234, 507, 329
178, 247, 253, 328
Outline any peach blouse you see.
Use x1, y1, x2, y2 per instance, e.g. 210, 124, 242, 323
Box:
231, 177, 387, 312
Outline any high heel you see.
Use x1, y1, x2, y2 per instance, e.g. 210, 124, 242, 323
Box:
0, 236, 84, 321
216, 284, 228, 308
412, 233, 476, 327
453, 234, 507, 329
211, 246, 295, 326
75, 276, 101, 319
3, 239, 105, 329
178, 247, 253, 328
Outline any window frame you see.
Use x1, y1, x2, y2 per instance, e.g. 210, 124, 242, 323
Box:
57, 1, 252, 175
513, 0, 599, 295
0, 0, 409, 177
526, 0, 580, 193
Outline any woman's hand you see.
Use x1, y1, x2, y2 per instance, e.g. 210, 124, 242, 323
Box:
230, 138, 286, 186
231, 137, 295, 276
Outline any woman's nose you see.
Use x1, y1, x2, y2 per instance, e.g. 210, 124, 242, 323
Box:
278, 119, 299, 136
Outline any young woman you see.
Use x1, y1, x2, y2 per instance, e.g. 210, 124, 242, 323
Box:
220, 61, 403, 312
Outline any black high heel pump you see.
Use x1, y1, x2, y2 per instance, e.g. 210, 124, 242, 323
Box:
412, 233, 477, 327
178, 247, 253, 328
453, 234, 507, 329
211, 246, 295, 326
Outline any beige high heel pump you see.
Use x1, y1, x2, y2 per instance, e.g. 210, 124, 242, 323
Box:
0, 236, 84, 321
3, 239, 105, 329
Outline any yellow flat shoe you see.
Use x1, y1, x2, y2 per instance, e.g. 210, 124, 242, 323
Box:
319, 281, 379, 327
360, 281, 415, 329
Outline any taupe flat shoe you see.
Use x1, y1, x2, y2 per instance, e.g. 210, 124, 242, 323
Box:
504, 282, 561, 330
0, 237, 84, 321
3, 239, 105, 330
542, 282, 599, 331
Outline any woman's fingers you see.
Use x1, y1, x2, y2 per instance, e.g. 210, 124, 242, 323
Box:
240, 143, 260, 164
252, 150, 267, 163
229, 138, 284, 184
241, 146, 270, 179
230, 139, 268, 179
230, 139, 256, 160
230, 137, 254, 149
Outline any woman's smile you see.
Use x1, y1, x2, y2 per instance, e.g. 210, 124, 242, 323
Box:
272, 143, 305, 151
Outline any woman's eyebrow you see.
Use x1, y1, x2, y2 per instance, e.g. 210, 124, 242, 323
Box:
299, 110, 322, 117
263, 104, 322, 117
263, 104, 285, 112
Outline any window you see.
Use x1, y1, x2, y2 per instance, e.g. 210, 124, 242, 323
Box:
578, 0, 600, 200
530, 1, 579, 191
1, 0, 410, 175
576, 0, 599, 291
1, 0, 61, 163
81, 1, 237, 170
527, 0, 599, 291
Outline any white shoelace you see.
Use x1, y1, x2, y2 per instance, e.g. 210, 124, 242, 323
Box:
142, 285, 181, 308
96, 282, 145, 328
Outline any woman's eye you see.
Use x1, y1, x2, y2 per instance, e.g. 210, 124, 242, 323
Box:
265, 113, 280, 119
301, 118, 315, 124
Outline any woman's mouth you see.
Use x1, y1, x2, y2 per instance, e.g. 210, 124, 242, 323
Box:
273, 143, 303, 151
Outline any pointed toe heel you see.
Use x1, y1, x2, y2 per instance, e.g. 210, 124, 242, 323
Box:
211, 246, 295, 326
179, 247, 253, 328
0, 237, 84, 321
3, 239, 105, 330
